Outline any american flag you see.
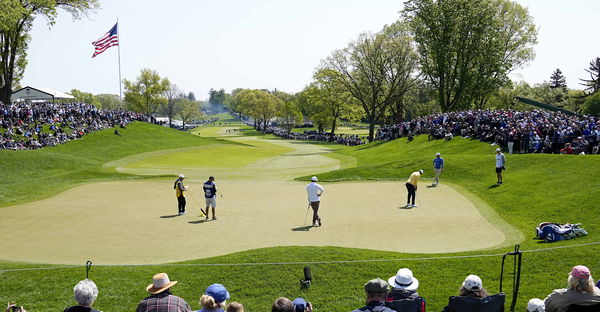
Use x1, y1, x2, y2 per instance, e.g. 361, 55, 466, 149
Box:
91, 23, 118, 58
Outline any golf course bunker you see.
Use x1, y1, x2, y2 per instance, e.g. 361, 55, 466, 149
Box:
0, 180, 505, 265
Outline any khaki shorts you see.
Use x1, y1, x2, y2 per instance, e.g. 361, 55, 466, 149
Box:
205, 197, 217, 208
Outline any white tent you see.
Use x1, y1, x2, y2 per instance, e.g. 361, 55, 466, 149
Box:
11, 86, 75, 101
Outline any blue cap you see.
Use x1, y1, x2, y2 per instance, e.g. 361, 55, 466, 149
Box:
293, 298, 307, 312
205, 283, 230, 303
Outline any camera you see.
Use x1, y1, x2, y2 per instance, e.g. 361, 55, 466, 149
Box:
12, 306, 22, 312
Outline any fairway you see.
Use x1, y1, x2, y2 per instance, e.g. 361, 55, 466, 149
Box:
0, 133, 512, 265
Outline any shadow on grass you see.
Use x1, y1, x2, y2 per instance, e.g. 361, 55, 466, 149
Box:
160, 214, 180, 218
487, 184, 501, 189
291, 225, 314, 231
188, 219, 209, 224
426, 185, 437, 188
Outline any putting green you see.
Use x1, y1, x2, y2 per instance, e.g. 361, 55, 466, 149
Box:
0, 134, 515, 264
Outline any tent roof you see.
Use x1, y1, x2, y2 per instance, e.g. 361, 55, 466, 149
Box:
12, 86, 75, 100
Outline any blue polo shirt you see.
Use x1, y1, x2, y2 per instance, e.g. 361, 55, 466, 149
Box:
433, 157, 444, 169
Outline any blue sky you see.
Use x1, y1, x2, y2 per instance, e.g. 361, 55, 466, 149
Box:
21, 0, 600, 100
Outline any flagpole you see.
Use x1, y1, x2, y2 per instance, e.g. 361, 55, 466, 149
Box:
117, 16, 123, 108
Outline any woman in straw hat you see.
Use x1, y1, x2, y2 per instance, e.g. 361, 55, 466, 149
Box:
136, 273, 191, 312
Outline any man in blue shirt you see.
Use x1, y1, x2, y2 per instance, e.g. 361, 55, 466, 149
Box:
432, 153, 444, 186
203, 176, 218, 220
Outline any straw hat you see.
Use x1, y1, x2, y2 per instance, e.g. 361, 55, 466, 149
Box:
146, 273, 177, 294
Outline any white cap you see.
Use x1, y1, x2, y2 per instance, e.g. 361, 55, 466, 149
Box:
178, 174, 185, 178
526, 298, 545, 312
311, 176, 318, 182
435, 153, 440, 156
418, 169, 423, 174
462, 274, 482, 291
495, 148, 501, 152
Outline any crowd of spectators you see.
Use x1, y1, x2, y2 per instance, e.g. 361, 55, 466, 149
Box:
264, 126, 365, 146
8, 264, 600, 312
0, 101, 148, 150
376, 110, 600, 155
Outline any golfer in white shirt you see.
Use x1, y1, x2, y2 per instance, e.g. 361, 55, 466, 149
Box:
306, 176, 325, 227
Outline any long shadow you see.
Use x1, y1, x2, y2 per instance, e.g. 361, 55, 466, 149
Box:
188, 219, 208, 224
426, 185, 437, 188
398, 205, 414, 210
487, 184, 500, 189
160, 214, 179, 218
291, 225, 314, 231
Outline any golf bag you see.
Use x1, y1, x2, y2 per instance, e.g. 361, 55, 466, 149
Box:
535, 222, 588, 243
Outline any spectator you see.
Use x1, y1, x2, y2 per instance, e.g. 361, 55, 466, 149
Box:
64, 279, 102, 312
351, 278, 395, 312
544, 265, 600, 312
527, 298, 545, 312
272, 298, 294, 312
559, 143, 574, 154
195, 284, 230, 312
136, 273, 191, 312
458, 274, 489, 299
385, 268, 426, 312
5, 303, 26, 312
224, 302, 244, 312
292, 298, 313, 312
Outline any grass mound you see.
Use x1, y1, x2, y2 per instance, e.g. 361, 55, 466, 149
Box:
0, 122, 224, 206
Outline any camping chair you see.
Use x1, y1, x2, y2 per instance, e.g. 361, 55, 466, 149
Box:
444, 293, 505, 312
566, 302, 600, 312
385, 296, 424, 312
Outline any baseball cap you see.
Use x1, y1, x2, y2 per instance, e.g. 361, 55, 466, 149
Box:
205, 283, 230, 303
418, 169, 424, 174
435, 153, 440, 156
365, 278, 389, 293
571, 265, 591, 279
495, 148, 501, 152
178, 174, 185, 178
293, 298, 307, 312
526, 298, 545, 312
462, 275, 483, 291
311, 176, 318, 182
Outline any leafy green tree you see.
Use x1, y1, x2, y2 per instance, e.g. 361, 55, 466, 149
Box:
550, 68, 567, 90
299, 84, 333, 133
277, 99, 302, 134
582, 92, 600, 116
580, 57, 600, 96
69, 89, 100, 107
0, 0, 99, 103
178, 98, 201, 130
95, 94, 122, 110
319, 23, 418, 141
224, 88, 244, 118
186, 91, 196, 101
403, 0, 537, 111
123, 69, 170, 114
234, 89, 282, 130
566, 89, 586, 114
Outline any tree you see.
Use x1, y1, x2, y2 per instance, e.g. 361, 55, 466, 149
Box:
178, 98, 200, 130
299, 84, 332, 133
583, 92, 600, 116
123, 69, 170, 114
95, 94, 122, 110
1, 0, 99, 103
549, 68, 567, 90
69, 89, 100, 107
186, 91, 196, 101
234, 89, 282, 130
580, 57, 600, 96
318, 23, 418, 141
277, 99, 302, 134
161, 84, 183, 128
403, 0, 537, 111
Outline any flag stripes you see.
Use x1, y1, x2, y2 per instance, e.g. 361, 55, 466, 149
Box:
92, 23, 118, 58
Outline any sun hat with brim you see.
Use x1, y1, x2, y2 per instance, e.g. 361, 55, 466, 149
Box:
571, 265, 591, 279
388, 268, 419, 291
205, 283, 230, 303
462, 275, 483, 291
146, 273, 177, 294
526, 298, 545, 312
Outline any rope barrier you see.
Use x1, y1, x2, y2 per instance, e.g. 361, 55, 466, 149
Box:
2, 241, 600, 273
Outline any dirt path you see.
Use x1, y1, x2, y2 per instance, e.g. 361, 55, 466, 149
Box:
0, 136, 511, 264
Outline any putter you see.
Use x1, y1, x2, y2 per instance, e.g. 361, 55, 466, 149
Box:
304, 203, 311, 225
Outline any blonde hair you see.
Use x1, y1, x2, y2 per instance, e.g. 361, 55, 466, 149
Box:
225, 301, 244, 312
568, 274, 595, 292
200, 294, 226, 311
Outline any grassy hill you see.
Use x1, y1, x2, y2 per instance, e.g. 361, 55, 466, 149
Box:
1, 129, 600, 311
0, 122, 224, 207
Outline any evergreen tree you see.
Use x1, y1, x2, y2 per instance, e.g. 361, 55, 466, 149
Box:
580, 57, 600, 96
549, 68, 567, 90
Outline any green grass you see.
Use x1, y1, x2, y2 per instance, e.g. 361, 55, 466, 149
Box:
0, 122, 224, 207
1, 128, 600, 311
291, 126, 371, 136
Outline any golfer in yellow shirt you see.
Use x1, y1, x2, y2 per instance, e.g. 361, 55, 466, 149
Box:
405, 170, 423, 207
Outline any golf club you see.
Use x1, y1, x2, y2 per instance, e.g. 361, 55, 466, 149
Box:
189, 192, 207, 216
304, 203, 311, 225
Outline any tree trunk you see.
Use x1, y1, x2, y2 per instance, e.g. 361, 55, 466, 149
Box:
368, 121, 376, 142
330, 117, 337, 135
